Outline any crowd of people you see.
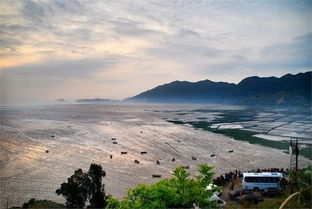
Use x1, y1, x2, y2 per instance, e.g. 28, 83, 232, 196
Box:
213, 167, 292, 186
213, 170, 242, 186
246, 168, 290, 174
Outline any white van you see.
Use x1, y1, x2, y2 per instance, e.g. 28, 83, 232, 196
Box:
242, 172, 283, 190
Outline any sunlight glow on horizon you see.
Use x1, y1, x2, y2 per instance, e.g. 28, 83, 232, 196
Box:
0, 0, 311, 103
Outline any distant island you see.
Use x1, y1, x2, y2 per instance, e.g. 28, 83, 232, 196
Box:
76, 98, 118, 103
56, 98, 66, 102
126, 71, 311, 107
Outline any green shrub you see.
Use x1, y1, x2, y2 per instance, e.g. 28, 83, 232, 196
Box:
107, 164, 221, 209
20, 199, 65, 208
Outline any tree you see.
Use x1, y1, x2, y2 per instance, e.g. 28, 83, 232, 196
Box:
279, 165, 312, 209
194, 164, 217, 207
56, 169, 90, 208
22, 198, 36, 208
21, 199, 65, 208
106, 164, 220, 209
171, 166, 191, 206
87, 163, 108, 208
56, 164, 108, 208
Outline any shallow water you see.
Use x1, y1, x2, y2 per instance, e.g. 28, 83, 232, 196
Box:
0, 103, 310, 208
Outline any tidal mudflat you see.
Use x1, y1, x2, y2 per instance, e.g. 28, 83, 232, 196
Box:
165, 106, 312, 159
0, 103, 310, 208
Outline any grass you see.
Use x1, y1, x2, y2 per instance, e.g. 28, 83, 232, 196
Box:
211, 129, 290, 150
166, 107, 312, 160
166, 119, 312, 160
166, 120, 185, 125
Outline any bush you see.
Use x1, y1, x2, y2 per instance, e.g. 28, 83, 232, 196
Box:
21, 199, 65, 208
106, 164, 221, 209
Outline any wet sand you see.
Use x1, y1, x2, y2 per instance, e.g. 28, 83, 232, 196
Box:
0, 104, 310, 208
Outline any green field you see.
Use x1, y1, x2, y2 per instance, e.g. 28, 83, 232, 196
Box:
167, 107, 312, 160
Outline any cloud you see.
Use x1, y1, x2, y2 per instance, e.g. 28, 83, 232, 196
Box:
147, 44, 225, 61
178, 29, 200, 38
261, 33, 312, 65
112, 20, 164, 37
21, 0, 46, 23
0, 0, 311, 103
2, 56, 132, 79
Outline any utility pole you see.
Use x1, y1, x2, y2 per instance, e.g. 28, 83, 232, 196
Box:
295, 138, 299, 171
289, 138, 299, 171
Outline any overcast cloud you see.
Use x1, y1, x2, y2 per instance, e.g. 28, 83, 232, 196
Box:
0, 0, 311, 103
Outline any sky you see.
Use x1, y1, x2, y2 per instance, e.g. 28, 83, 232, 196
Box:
0, 0, 311, 104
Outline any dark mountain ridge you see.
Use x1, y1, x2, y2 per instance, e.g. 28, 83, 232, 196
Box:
127, 71, 311, 106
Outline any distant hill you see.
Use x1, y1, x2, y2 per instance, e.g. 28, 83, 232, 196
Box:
126, 71, 311, 106
76, 98, 117, 103
56, 98, 66, 102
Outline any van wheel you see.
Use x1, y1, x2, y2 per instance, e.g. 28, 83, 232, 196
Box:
254, 187, 259, 191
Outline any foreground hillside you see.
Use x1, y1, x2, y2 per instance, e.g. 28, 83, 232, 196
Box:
127, 71, 311, 106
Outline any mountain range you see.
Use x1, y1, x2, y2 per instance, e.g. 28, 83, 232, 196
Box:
127, 71, 311, 107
